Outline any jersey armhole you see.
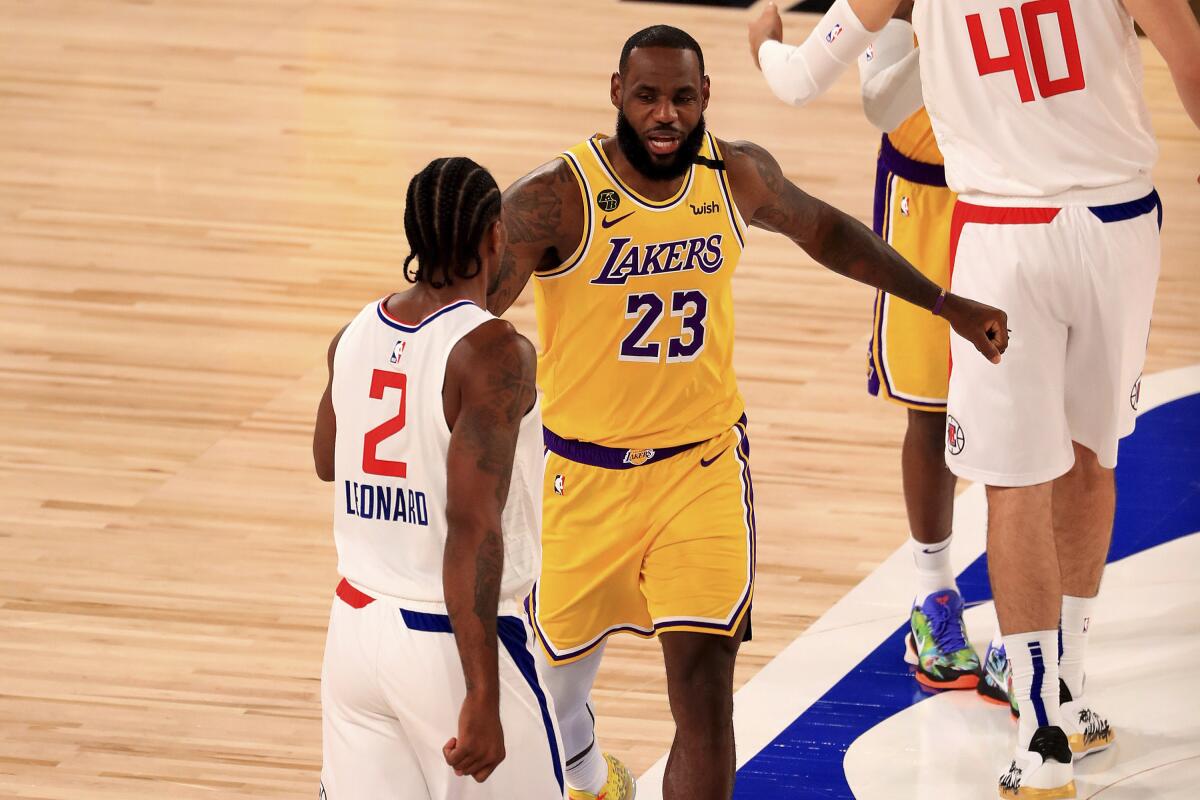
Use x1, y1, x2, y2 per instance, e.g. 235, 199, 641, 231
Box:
535, 153, 593, 280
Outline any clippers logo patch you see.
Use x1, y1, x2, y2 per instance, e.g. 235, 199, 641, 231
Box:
553, 474, 564, 496
389, 340, 407, 364
597, 189, 620, 212
946, 415, 965, 455
1131, 375, 1141, 410
623, 448, 655, 467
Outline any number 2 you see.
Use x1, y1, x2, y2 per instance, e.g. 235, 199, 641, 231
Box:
967, 0, 1084, 103
362, 369, 407, 477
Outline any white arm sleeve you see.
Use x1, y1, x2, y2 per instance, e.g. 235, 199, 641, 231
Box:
857, 19, 923, 133
757, 0, 878, 108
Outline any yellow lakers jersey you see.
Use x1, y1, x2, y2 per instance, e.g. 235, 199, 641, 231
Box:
533, 132, 746, 448
888, 107, 943, 165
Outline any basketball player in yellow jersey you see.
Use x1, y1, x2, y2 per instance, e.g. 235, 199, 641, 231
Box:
487, 26, 1008, 800
854, 2, 989, 693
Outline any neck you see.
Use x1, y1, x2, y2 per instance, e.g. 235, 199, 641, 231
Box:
384, 279, 486, 322
602, 138, 688, 202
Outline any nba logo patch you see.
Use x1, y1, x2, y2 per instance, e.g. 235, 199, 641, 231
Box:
389, 340, 406, 364
826, 23, 843, 44
900, 196, 910, 217
946, 415, 965, 455
864, 44, 874, 62
553, 474, 564, 496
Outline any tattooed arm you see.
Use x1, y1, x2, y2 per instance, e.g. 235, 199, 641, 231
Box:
486, 158, 584, 315
440, 318, 537, 783
723, 139, 1009, 363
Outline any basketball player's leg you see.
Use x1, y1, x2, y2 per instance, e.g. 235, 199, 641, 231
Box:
641, 421, 755, 799
534, 453, 651, 797
659, 620, 747, 800
948, 212, 1077, 794
1046, 199, 1160, 759
321, 598, 427, 799
872, 177, 976, 685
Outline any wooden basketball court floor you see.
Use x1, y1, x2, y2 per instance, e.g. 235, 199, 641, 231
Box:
1, 1, 1196, 797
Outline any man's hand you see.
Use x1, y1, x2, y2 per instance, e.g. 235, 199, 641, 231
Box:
941, 294, 1009, 365
749, 2, 784, 70
443, 693, 506, 783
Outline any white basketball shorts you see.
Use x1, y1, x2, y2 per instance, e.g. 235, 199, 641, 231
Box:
945, 189, 1162, 486
320, 579, 565, 799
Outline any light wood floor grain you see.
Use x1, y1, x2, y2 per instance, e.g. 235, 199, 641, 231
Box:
1, 1, 1196, 796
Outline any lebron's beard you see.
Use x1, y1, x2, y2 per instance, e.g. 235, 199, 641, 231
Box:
615, 111, 707, 182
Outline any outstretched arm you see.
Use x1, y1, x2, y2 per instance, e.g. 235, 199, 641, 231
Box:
750, 0, 902, 107
441, 319, 537, 783
725, 139, 1008, 363
486, 159, 583, 316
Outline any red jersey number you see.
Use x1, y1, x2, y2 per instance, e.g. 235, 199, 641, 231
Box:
967, 0, 1085, 103
362, 369, 408, 478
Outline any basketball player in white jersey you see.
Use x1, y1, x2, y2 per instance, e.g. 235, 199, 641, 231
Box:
312, 157, 565, 799
749, 0, 1200, 796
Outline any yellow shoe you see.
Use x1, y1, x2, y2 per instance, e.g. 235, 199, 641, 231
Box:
567, 753, 636, 800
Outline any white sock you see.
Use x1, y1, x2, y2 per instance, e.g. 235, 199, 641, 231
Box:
537, 644, 608, 793
911, 532, 957, 599
1060, 594, 1094, 699
1004, 631, 1063, 747
565, 730, 608, 794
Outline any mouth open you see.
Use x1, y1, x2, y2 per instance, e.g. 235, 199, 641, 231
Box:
646, 133, 681, 156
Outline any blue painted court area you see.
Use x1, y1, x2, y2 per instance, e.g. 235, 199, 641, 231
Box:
730, 387, 1200, 798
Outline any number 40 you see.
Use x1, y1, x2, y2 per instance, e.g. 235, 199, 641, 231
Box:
967, 0, 1085, 103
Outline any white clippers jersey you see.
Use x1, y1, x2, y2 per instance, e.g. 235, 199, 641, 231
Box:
330, 298, 543, 613
914, 0, 1157, 203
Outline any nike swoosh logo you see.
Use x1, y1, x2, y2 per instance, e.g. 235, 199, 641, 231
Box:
600, 211, 635, 229
699, 448, 728, 468
921, 541, 951, 555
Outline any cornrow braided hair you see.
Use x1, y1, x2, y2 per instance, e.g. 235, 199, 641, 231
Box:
402, 156, 501, 288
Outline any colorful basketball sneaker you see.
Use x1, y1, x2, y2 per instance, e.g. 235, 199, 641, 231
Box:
568, 753, 636, 800
978, 639, 1019, 717
903, 589, 981, 689
998, 725, 1076, 799
1059, 680, 1115, 760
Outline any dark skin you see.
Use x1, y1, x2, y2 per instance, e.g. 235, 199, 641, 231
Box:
489, 48, 1008, 365
314, 218, 538, 785
488, 46, 1006, 800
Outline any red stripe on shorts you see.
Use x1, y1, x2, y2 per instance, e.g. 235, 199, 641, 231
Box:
335, 578, 375, 608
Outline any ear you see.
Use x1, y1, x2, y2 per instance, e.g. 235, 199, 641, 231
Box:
485, 216, 505, 261
701, 75, 711, 112
610, 72, 622, 110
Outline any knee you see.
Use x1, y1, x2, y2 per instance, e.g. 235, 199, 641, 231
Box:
667, 659, 735, 731
1068, 442, 1111, 485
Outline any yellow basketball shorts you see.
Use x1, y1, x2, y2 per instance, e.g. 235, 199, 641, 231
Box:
530, 416, 755, 665
867, 135, 956, 411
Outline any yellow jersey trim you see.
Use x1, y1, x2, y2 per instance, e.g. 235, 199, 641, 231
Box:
588, 136, 695, 211
708, 134, 748, 249
536, 152, 595, 280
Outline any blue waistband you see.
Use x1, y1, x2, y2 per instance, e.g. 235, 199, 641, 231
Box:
544, 414, 747, 470
1089, 189, 1162, 229
878, 134, 947, 188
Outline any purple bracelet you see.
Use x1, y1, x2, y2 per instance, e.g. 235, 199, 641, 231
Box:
931, 289, 947, 316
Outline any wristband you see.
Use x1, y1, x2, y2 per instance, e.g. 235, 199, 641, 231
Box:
931, 289, 947, 316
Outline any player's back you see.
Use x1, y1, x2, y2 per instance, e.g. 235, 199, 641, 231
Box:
914, 0, 1157, 203
330, 297, 542, 613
